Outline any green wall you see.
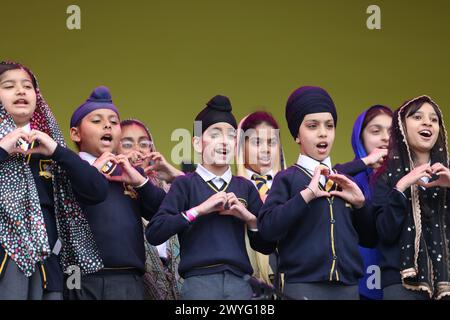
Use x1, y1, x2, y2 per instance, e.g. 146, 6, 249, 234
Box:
2, 0, 449, 167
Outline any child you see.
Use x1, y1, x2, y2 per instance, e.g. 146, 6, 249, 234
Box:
119, 118, 183, 300
146, 95, 276, 300
0, 62, 108, 300
258, 86, 373, 300
236, 111, 286, 295
372, 96, 450, 300
349, 105, 393, 300
67, 86, 166, 300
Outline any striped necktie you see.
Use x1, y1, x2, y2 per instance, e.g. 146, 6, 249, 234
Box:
251, 174, 272, 197
209, 178, 227, 192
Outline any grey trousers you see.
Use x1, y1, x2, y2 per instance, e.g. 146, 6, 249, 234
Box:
66, 272, 145, 300
0, 259, 62, 300
383, 284, 430, 300
283, 282, 360, 300
181, 271, 253, 300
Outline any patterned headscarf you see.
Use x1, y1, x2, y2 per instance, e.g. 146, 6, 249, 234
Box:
380, 95, 449, 299
0, 61, 103, 276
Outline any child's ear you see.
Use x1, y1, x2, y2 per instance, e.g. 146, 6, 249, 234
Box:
70, 127, 81, 143
192, 136, 202, 154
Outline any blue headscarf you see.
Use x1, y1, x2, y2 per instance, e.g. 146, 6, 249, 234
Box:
351, 110, 373, 200
351, 105, 391, 300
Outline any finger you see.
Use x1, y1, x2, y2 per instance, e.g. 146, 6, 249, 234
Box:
421, 181, 438, 188
16, 131, 31, 142
115, 154, 128, 161
11, 147, 28, 155
328, 174, 352, 187
379, 149, 388, 157
147, 152, 162, 160
227, 198, 239, 207
25, 146, 43, 155
417, 180, 429, 188
421, 173, 432, 180
316, 190, 331, 198
432, 163, 446, 173
329, 191, 345, 198
311, 166, 323, 184
97, 155, 118, 166
435, 170, 449, 176
226, 192, 237, 201
98, 152, 115, 162
28, 132, 41, 144
229, 204, 242, 212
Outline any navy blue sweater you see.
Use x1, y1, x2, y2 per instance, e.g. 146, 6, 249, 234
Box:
334, 159, 367, 177
372, 174, 450, 288
146, 172, 276, 279
82, 165, 166, 275
258, 165, 375, 285
0, 145, 109, 292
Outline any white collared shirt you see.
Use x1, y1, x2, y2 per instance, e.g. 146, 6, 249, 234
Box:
21, 123, 31, 133
297, 154, 333, 187
195, 164, 232, 190
79, 151, 98, 165
245, 168, 274, 190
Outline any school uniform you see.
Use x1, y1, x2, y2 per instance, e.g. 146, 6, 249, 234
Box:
258, 155, 375, 300
372, 172, 450, 300
243, 168, 280, 292
65, 152, 166, 300
146, 164, 276, 300
334, 159, 367, 176
0, 133, 109, 300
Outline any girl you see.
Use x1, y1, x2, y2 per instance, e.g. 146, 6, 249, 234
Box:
373, 96, 450, 300
235, 111, 286, 295
350, 105, 393, 300
0, 62, 107, 299
119, 119, 183, 300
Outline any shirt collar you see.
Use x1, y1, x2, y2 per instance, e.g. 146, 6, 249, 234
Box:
245, 167, 274, 180
79, 152, 97, 165
297, 154, 332, 173
196, 164, 232, 185
22, 123, 31, 133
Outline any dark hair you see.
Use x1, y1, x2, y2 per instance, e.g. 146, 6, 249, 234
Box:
361, 105, 393, 133
120, 119, 152, 141
0, 63, 37, 89
403, 97, 442, 126
376, 96, 447, 184
241, 111, 279, 132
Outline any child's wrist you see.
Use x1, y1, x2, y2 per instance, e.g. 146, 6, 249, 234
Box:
133, 177, 149, 188
246, 218, 258, 231
185, 207, 199, 222
168, 167, 184, 183
301, 186, 316, 203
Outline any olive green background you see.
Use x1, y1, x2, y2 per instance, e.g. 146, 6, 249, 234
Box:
2, 0, 449, 167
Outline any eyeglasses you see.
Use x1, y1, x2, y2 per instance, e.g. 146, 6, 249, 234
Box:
120, 140, 153, 150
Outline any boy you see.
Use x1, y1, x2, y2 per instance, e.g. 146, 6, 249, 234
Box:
67, 86, 166, 300
258, 86, 374, 300
146, 95, 275, 300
